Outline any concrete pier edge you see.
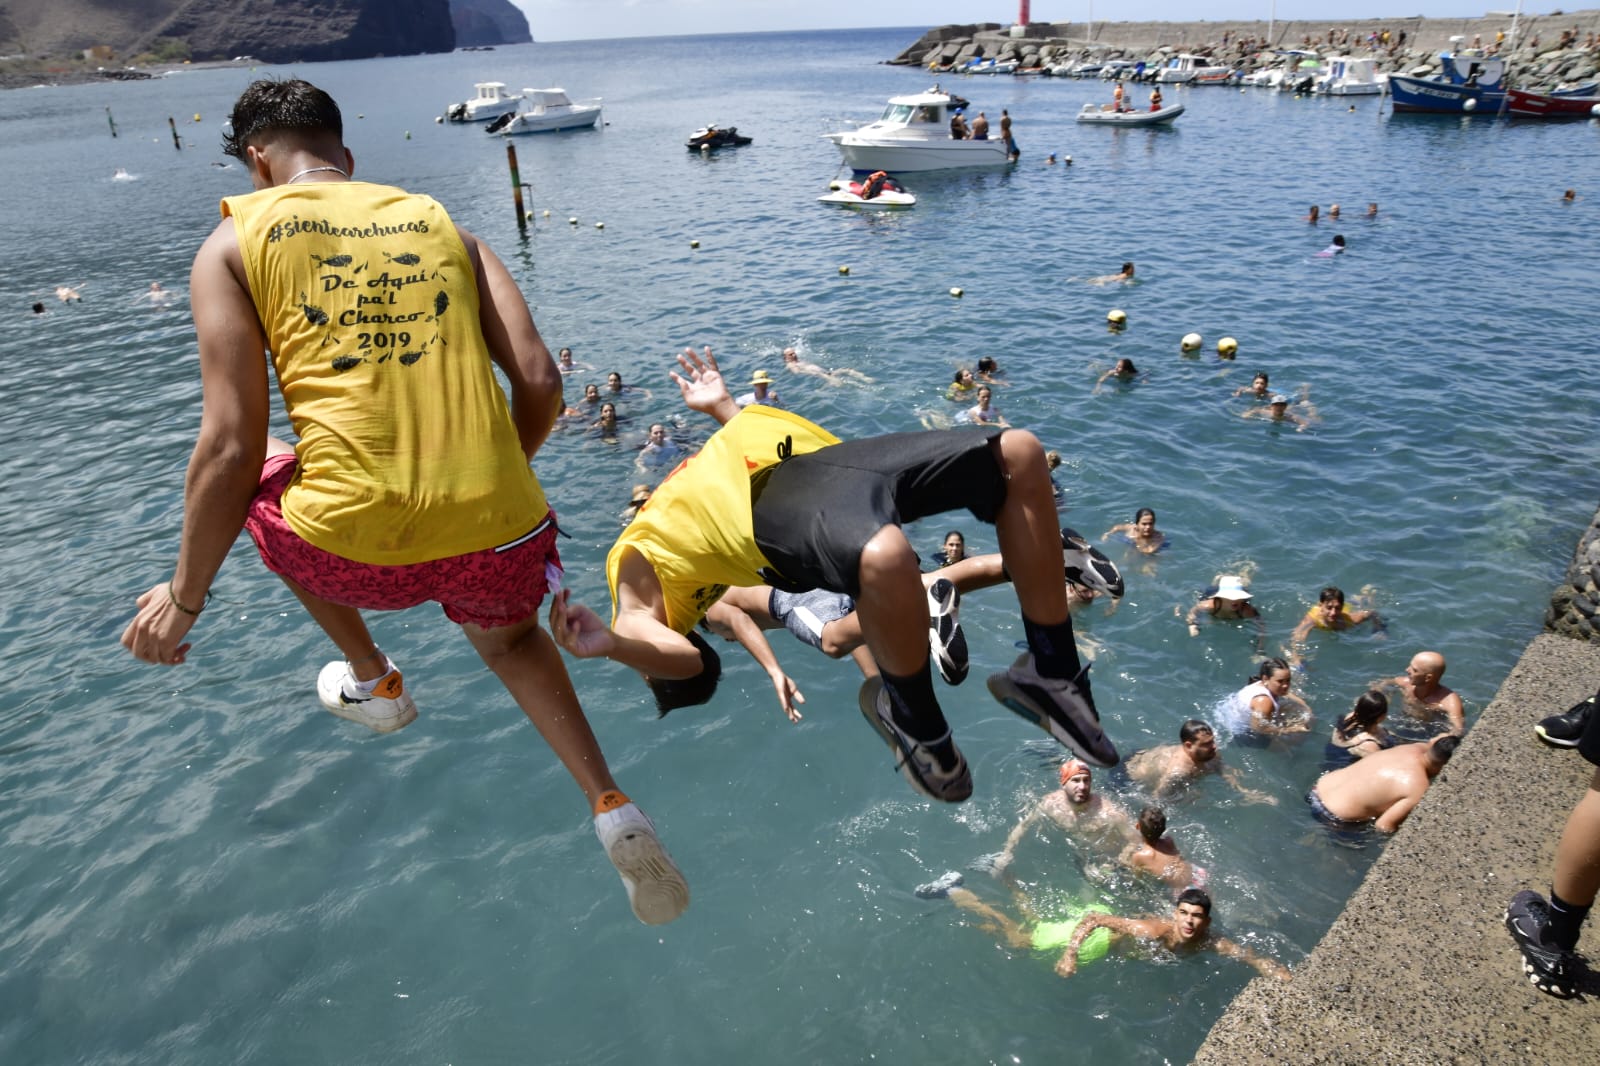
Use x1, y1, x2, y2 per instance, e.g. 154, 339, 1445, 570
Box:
1193, 631, 1600, 1065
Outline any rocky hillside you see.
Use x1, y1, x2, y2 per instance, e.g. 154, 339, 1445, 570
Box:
0, 0, 519, 63
451, 0, 530, 47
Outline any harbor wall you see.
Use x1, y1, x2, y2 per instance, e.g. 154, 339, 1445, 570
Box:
1547, 506, 1600, 643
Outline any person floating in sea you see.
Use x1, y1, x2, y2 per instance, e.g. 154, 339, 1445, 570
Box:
54, 284, 84, 302
965, 385, 1008, 426
1126, 718, 1278, 803
781, 345, 874, 387
1240, 393, 1310, 430
1088, 261, 1136, 285
1093, 357, 1143, 395
557, 346, 594, 375
1315, 234, 1347, 257
548, 346, 1119, 804
737, 369, 784, 409
1329, 203, 1342, 220
1305, 204, 1320, 224
947, 367, 979, 402
989, 758, 1132, 879
1328, 690, 1393, 761
1290, 585, 1384, 645
1379, 650, 1465, 735
1121, 806, 1208, 894
1183, 573, 1265, 652
605, 370, 653, 401
118, 76, 688, 926
1217, 658, 1313, 738
1233, 371, 1271, 400
1103, 507, 1167, 554
1054, 889, 1290, 981
1307, 734, 1458, 835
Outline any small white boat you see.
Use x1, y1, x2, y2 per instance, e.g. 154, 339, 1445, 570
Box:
490, 88, 602, 135
1316, 56, 1385, 95
818, 175, 916, 209
445, 82, 522, 123
1076, 102, 1185, 125
824, 88, 1010, 173
1156, 54, 1231, 85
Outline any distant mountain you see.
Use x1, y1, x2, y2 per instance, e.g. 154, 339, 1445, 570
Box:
0, 0, 461, 63
451, 0, 531, 47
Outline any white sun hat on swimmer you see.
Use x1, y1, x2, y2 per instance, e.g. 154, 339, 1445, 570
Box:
1214, 575, 1252, 601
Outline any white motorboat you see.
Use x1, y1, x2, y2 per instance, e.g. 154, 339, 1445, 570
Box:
1155, 54, 1231, 85
444, 82, 522, 123
490, 88, 602, 135
824, 88, 1010, 173
1076, 102, 1185, 126
1316, 56, 1385, 95
818, 175, 916, 209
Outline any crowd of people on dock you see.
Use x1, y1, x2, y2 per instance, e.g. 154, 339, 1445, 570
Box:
114, 77, 1597, 1002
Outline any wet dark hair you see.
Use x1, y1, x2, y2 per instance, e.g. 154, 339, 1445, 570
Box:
1253, 371, 1269, 385
1430, 734, 1460, 763
1134, 508, 1156, 523
1179, 718, 1214, 743
1251, 657, 1291, 683
1176, 887, 1212, 915
1319, 586, 1346, 606
1332, 235, 1346, 247
944, 530, 964, 544
976, 356, 998, 373
951, 368, 971, 385
1137, 806, 1166, 842
223, 78, 342, 160
645, 630, 722, 716
1338, 690, 1388, 735
1121, 261, 1134, 273
1114, 358, 1138, 374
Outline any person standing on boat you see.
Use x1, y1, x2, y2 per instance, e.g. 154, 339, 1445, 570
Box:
949, 110, 968, 139
1149, 87, 1164, 112
969, 111, 990, 140
119, 77, 689, 927
999, 109, 1018, 161
1112, 81, 1126, 112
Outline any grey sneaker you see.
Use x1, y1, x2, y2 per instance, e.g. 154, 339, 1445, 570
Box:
594, 797, 690, 926
1061, 527, 1124, 598
926, 578, 969, 686
857, 677, 973, 803
317, 659, 418, 733
915, 871, 965, 899
1505, 890, 1579, 997
987, 653, 1118, 767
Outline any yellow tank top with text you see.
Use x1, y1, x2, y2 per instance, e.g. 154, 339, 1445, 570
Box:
607, 406, 840, 633
223, 182, 545, 565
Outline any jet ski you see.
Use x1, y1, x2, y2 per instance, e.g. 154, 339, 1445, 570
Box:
688, 125, 753, 150
818, 172, 916, 209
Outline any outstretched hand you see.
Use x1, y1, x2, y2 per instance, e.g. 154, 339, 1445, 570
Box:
767, 668, 805, 723
671, 346, 739, 424
121, 582, 198, 665
548, 588, 617, 660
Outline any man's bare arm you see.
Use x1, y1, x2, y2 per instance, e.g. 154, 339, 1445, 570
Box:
1374, 792, 1423, 834
122, 221, 270, 665
704, 600, 804, 722
1213, 936, 1291, 981
464, 228, 560, 458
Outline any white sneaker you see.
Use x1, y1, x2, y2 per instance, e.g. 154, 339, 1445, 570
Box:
594, 797, 690, 925
317, 659, 418, 733
926, 578, 969, 685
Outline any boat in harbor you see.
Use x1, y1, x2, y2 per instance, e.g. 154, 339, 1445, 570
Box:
1506, 87, 1600, 118
488, 88, 602, 135
1315, 56, 1386, 96
1155, 53, 1232, 85
1076, 102, 1185, 126
687, 125, 752, 150
824, 88, 1010, 173
444, 82, 522, 123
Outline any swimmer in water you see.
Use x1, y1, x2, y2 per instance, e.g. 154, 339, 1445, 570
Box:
1329, 690, 1394, 760
975, 355, 1004, 383
1367, 201, 1380, 217
1055, 889, 1290, 980
990, 759, 1132, 878
1103, 507, 1166, 554
781, 345, 874, 386
1315, 234, 1347, 257
1126, 719, 1278, 803
54, 285, 84, 303
557, 347, 594, 375
591, 400, 621, 433
938, 529, 967, 566
1305, 205, 1320, 224
1240, 394, 1309, 430
1093, 357, 1142, 395
1329, 203, 1341, 220
1088, 261, 1136, 285
966, 386, 1008, 426
947, 367, 978, 401
143, 281, 173, 307
1233, 372, 1271, 400
1379, 650, 1465, 735
1121, 806, 1208, 895
1184, 573, 1265, 653
605, 370, 654, 401
1290, 585, 1383, 643
636, 422, 687, 470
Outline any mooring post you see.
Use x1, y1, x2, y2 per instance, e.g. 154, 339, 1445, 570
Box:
168, 117, 182, 150
507, 144, 527, 234
106, 107, 118, 138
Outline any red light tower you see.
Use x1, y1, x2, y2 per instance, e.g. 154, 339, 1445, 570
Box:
1019, 1, 1030, 25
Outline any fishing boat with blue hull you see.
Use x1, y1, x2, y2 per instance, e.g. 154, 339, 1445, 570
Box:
1389, 51, 1507, 114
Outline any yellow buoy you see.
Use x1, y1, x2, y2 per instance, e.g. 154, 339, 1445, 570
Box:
193, 113, 201, 122
542, 209, 550, 218
690, 240, 700, 248
1217, 336, 1239, 358
1106, 308, 1127, 326
568, 217, 578, 225
595, 221, 604, 229
839, 265, 850, 275
525, 211, 534, 220
1181, 332, 1203, 351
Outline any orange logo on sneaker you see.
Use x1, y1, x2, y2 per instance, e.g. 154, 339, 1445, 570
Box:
594, 789, 630, 814
375, 672, 405, 699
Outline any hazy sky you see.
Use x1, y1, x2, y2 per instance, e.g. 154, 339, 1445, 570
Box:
512, 2, 1562, 42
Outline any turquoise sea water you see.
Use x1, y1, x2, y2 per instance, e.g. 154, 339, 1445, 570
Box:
2, 27, 1598, 1065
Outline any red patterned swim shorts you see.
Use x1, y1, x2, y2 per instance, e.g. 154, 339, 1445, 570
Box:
243, 453, 561, 630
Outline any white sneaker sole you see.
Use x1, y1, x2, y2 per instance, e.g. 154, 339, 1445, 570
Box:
604, 825, 690, 926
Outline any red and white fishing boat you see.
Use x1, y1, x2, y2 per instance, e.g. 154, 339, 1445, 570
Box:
1505, 87, 1600, 118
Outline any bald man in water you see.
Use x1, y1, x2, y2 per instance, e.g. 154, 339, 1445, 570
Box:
1383, 651, 1465, 735
1307, 734, 1459, 834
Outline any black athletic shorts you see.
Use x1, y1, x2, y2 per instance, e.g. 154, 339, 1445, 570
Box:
1581, 686, 1600, 767
751, 425, 1007, 597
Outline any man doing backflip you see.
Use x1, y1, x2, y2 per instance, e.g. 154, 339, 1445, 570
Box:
120, 78, 688, 925
550, 348, 1119, 804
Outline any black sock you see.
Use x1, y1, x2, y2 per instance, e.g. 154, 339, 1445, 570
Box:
1023, 615, 1083, 680
1547, 889, 1591, 951
880, 665, 957, 771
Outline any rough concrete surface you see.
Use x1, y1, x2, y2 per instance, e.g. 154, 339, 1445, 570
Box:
1196, 633, 1600, 1066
